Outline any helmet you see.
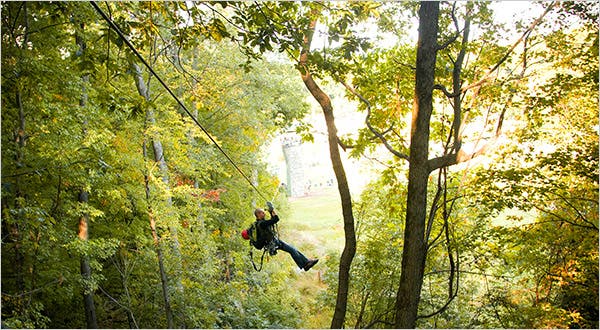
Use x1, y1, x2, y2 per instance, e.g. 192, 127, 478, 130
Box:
241, 229, 249, 240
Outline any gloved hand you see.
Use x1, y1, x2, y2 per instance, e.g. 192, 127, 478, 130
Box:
266, 201, 274, 212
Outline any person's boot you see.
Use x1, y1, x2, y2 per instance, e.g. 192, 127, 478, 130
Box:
303, 259, 319, 271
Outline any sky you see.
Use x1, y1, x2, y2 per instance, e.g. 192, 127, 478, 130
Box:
490, 1, 545, 25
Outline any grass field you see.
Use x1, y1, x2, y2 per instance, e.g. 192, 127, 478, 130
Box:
282, 187, 345, 258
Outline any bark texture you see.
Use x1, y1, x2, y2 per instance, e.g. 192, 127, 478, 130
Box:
395, 2, 440, 328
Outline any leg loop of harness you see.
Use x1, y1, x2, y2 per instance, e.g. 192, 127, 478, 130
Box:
249, 246, 268, 272
249, 239, 279, 272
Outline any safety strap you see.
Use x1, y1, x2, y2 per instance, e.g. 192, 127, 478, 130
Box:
249, 246, 268, 272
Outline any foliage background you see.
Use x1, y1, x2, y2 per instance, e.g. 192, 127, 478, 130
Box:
1, 1, 597, 328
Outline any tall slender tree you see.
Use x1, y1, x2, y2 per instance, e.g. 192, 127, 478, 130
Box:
132, 62, 175, 329
298, 10, 356, 328
394, 3, 440, 327
75, 22, 98, 328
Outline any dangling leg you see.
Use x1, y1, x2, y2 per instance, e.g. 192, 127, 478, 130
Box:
275, 239, 309, 269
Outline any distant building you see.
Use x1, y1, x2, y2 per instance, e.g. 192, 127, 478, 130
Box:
281, 133, 304, 197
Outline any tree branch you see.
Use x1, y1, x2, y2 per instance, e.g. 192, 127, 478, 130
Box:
424, 269, 513, 280
437, 2, 460, 50
363, 319, 395, 329
546, 190, 598, 229
433, 84, 460, 98
425, 169, 445, 246
450, 13, 470, 153
1, 278, 62, 298
338, 79, 409, 161
461, 2, 557, 93
428, 96, 507, 172
526, 195, 598, 231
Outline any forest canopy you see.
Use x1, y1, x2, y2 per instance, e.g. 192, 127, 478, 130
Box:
1, 1, 597, 329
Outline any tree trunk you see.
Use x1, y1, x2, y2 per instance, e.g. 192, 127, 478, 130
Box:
132, 63, 183, 260
78, 191, 98, 329
322, 90, 356, 329
76, 27, 98, 328
114, 251, 139, 329
298, 13, 356, 329
133, 63, 175, 329
10, 1, 29, 306
143, 141, 174, 329
12, 75, 26, 309
189, 50, 205, 230
395, 2, 440, 328
354, 289, 370, 328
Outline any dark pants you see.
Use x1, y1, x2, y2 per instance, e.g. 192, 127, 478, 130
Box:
274, 238, 309, 269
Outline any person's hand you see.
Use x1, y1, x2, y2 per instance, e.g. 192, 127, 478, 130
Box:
266, 201, 274, 212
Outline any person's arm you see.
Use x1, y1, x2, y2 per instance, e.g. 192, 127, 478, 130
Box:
260, 212, 279, 227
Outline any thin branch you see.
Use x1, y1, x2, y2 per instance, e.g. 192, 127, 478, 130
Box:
433, 84, 460, 98
461, 2, 557, 93
9, 2, 25, 38
426, 169, 445, 246
526, 197, 598, 231
15, 22, 70, 40
363, 153, 393, 169
252, 1, 306, 65
418, 265, 460, 320
450, 13, 471, 153
97, 285, 139, 329
421, 166, 461, 320
363, 319, 395, 329
546, 190, 598, 229
1, 279, 62, 298
428, 96, 507, 172
338, 79, 409, 161
337, 125, 394, 151
1, 159, 97, 179
337, 137, 353, 151
437, 2, 461, 50
202, 2, 250, 35
417, 292, 456, 320
392, 58, 416, 71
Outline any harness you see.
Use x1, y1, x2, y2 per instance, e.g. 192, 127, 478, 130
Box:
248, 220, 280, 271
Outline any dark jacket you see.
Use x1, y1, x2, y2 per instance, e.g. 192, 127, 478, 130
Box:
254, 214, 279, 249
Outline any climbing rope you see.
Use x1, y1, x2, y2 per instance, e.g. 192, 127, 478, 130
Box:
90, 1, 270, 203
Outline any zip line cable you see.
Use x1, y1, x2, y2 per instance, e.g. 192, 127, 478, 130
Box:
90, 1, 270, 203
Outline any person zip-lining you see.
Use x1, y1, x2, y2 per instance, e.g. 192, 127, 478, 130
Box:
242, 202, 319, 271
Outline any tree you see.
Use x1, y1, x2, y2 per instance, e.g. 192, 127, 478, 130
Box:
297, 9, 357, 328
337, 2, 558, 326
75, 21, 98, 329
2, 1, 311, 328
5, 1, 592, 328
198, 2, 560, 327
222, 2, 383, 325
393, 3, 441, 327
467, 4, 598, 326
2, 2, 121, 327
